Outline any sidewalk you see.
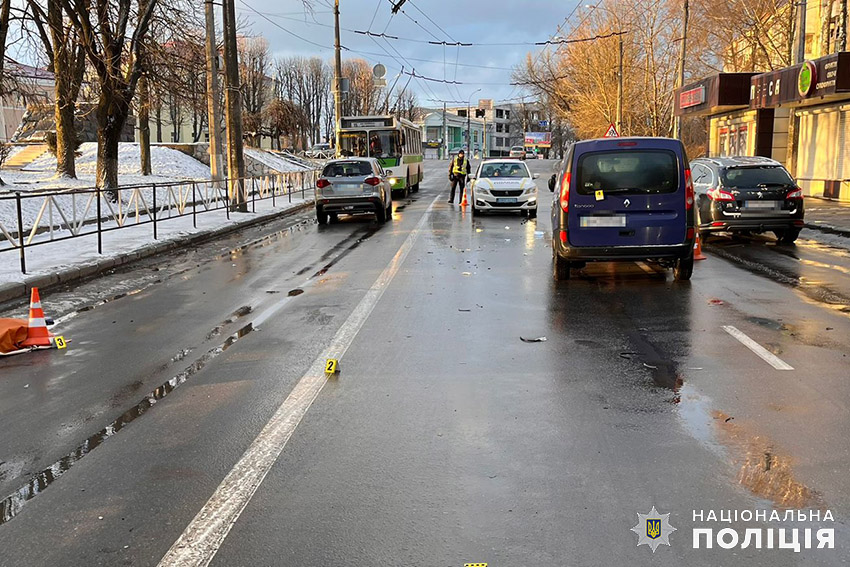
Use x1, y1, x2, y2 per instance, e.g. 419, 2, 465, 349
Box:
804, 197, 850, 238
0, 196, 312, 305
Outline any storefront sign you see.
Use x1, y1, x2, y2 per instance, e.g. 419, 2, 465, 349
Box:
750, 52, 850, 108
798, 61, 817, 96
674, 73, 755, 117
679, 86, 706, 109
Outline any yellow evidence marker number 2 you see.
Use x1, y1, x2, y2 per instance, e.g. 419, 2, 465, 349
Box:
54, 336, 67, 349
325, 359, 339, 374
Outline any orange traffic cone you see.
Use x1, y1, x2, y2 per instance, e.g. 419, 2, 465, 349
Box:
21, 287, 54, 348
694, 232, 707, 261
460, 186, 468, 208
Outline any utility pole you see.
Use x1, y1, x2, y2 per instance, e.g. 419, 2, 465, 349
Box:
616, 34, 624, 136
795, 0, 807, 63
840, 0, 847, 51
221, 0, 246, 212
442, 102, 447, 159
333, 0, 343, 157
204, 0, 224, 187
672, 0, 689, 139
467, 103, 471, 155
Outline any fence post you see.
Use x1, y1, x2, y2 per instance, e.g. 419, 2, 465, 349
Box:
288, 174, 292, 203
301, 172, 305, 200
225, 178, 230, 220
272, 175, 275, 207
15, 192, 26, 274
152, 183, 158, 240
96, 187, 103, 254
252, 177, 256, 213
192, 182, 197, 228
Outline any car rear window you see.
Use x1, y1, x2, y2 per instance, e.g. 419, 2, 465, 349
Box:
322, 161, 372, 177
721, 166, 794, 188
576, 150, 678, 195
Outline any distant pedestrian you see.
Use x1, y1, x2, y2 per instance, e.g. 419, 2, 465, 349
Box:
448, 150, 470, 204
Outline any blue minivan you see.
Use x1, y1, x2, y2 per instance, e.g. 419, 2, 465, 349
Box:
548, 137, 696, 281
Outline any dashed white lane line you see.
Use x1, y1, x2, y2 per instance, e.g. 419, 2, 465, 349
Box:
157, 196, 439, 567
722, 325, 794, 371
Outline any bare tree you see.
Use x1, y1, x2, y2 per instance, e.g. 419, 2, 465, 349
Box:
341, 58, 381, 117
239, 36, 270, 147
56, 0, 159, 189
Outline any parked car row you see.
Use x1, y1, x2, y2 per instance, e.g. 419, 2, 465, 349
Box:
546, 137, 804, 282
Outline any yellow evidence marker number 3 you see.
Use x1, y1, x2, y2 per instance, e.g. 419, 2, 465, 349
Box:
325, 359, 339, 374
54, 336, 67, 349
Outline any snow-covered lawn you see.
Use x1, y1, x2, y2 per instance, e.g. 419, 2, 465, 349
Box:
1, 142, 212, 192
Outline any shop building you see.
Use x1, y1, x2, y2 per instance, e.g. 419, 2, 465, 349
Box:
675, 52, 850, 201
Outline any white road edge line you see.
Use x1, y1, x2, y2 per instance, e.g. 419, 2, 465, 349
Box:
721, 325, 794, 371
157, 195, 439, 567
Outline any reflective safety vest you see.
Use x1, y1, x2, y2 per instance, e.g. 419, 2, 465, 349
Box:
452, 157, 468, 176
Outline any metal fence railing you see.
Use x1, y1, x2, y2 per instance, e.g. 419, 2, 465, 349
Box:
0, 170, 320, 274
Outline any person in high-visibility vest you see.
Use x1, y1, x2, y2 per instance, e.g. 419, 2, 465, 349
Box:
448, 149, 470, 204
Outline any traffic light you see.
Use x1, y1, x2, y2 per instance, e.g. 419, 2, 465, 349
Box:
475, 109, 486, 118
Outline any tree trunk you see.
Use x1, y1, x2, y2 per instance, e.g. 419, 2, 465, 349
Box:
138, 75, 152, 175
155, 103, 162, 143
96, 92, 130, 190
50, 0, 80, 178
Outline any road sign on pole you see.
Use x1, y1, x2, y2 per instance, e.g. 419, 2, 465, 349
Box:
604, 123, 620, 138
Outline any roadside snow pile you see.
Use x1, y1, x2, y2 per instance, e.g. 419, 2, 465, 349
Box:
244, 148, 313, 173
25, 143, 212, 180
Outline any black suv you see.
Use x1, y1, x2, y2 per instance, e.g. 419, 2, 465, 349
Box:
690, 156, 804, 244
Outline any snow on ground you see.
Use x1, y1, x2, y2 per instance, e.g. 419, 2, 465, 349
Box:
1, 143, 212, 192
244, 148, 314, 173
0, 194, 311, 286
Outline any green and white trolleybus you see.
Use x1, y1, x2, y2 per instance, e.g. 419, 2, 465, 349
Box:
338, 115, 424, 196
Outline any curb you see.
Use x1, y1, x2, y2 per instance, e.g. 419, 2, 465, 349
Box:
804, 221, 850, 239
0, 200, 313, 306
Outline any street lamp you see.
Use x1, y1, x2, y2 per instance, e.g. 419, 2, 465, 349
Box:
467, 88, 481, 156
585, 4, 624, 135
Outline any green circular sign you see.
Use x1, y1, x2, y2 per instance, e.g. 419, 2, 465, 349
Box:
798, 61, 816, 97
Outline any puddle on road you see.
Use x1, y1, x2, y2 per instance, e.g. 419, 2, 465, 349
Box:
0, 322, 254, 527
677, 385, 826, 510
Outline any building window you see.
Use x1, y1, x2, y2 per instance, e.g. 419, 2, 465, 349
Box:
505, 125, 510, 133
495, 109, 504, 119
496, 123, 503, 132
457, 109, 467, 117
505, 110, 510, 119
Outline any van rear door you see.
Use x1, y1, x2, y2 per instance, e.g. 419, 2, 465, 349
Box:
567, 142, 686, 247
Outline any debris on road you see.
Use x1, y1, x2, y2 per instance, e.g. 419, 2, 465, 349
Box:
520, 336, 547, 343
708, 298, 724, 306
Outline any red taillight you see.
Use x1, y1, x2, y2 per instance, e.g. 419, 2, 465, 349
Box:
364, 176, 381, 186
685, 169, 694, 210
686, 227, 694, 240
316, 178, 330, 189
786, 187, 803, 199
559, 230, 567, 243
559, 172, 571, 212
707, 187, 735, 201
618, 141, 638, 147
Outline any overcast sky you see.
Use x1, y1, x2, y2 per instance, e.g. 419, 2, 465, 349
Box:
236, 0, 580, 107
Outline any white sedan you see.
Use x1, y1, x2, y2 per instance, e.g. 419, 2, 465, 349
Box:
470, 159, 539, 218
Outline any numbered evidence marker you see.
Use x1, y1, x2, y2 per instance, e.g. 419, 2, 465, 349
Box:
325, 358, 339, 375
54, 336, 67, 349
464, 564, 488, 567
595, 189, 605, 201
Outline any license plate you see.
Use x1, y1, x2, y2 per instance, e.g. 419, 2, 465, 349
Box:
745, 201, 780, 209
496, 197, 517, 204
344, 205, 355, 210
581, 215, 626, 228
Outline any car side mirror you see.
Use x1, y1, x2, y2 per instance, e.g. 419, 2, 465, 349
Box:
386, 170, 393, 176
533, 173, 540, 179
548, 174, 556, 192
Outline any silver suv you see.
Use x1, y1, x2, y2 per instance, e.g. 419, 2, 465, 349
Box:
315, 158, 393, 224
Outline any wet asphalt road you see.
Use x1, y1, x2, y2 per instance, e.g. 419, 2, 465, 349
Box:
1, 159, 850, 565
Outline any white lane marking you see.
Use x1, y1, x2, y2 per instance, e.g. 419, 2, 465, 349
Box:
157, 195, 439, 567
721, 325, 794, 371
